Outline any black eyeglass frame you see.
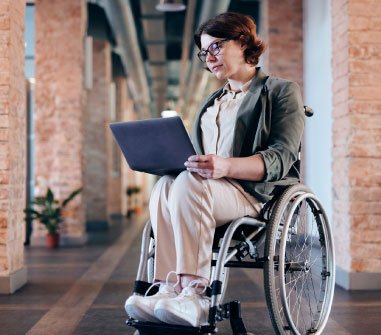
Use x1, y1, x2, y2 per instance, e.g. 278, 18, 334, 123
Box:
197, 36, 240, 63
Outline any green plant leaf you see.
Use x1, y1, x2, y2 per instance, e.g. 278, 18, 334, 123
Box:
126, 187, 133, 196
33, 197, 46, 206
23, 208, 40, 216
62, 187, 82, 208
47, 188, 54, 203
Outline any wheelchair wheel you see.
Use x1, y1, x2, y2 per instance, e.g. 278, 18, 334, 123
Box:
264, 184, 335, 335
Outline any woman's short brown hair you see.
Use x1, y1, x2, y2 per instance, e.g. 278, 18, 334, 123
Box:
194, 12, 266, 66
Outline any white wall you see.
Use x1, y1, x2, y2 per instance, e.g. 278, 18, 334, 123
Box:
303, 0, 333, 222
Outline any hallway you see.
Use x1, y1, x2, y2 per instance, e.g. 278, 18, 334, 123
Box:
0, 212, 380, 335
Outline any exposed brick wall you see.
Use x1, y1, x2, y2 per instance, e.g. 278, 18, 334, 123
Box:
84, 40, 110, 222
259, 0, 269, 70
121, 83, 136, 215
263, 0, 304, 91
259, 0, 305, 182
34, 0, 87, 238
332, 0, 381, 273
107, 76, 124, 216
0, 0, 26, 276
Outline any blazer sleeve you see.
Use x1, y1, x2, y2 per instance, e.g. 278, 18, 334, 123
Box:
257, 81, 305, 182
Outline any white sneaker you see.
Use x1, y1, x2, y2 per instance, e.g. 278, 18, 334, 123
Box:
125, 284, 177, 322
154, 282, 211, 327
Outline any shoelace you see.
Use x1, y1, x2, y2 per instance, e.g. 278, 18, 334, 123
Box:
144, 270, 180, 297
179, 279, 208, 297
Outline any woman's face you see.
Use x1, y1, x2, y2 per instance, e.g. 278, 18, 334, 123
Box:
200, 33, 247, 81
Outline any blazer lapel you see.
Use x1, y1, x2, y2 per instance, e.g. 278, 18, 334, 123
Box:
191, 67, 269, 156
232, 67, 269, 156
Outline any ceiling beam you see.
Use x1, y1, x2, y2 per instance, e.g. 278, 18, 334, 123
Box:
101, 0, 151, 119
183, 0, 231, 121
176, 0, 197, 117
140, 0, 168, 116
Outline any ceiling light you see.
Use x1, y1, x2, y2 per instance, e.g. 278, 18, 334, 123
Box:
155, 0, 186, 12
161, 110, 178, 118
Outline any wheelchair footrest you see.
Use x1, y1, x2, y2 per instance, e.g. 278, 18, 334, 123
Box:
126, 319, 217, 334
211, 301, 248, 335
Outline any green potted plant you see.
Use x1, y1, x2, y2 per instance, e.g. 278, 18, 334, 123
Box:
24, 187, 82, 248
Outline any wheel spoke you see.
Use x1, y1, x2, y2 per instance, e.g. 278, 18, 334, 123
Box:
264, 186, 335, 335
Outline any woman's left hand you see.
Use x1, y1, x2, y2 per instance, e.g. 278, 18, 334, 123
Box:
184, 154, 229, 179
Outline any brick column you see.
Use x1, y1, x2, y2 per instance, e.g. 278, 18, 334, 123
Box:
84, 40, 111, 226
121, 82, 136, 216
332, 0, 381, 289
0, 0, 27, 294
34, 0, 87, 244
107, 76, 124, 217
260, 0, 303, 90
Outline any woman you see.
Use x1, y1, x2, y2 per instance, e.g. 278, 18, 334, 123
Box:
125, 12, 305, 327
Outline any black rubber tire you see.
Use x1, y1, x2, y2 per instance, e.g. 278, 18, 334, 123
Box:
263, 184, 335, 335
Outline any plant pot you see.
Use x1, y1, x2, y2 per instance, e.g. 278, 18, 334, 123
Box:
134, 207, 142, 214
46, 233, 60, 249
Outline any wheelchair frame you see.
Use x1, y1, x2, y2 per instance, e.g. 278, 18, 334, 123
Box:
127, 107, 336, 335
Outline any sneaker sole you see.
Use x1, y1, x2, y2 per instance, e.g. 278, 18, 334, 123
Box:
155, 308, 200, 327
126, 304, 161, 323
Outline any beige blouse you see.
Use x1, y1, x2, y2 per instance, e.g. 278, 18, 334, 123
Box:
200, 78, 263, 210
200, 79, 253, 157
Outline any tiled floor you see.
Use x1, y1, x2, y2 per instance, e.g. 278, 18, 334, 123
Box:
0, 212, 380, 335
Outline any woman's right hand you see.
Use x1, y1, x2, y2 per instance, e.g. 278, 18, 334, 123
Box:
184, 154, 229, 179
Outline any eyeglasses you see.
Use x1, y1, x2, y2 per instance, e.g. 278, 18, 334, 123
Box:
197, 38, 234, 63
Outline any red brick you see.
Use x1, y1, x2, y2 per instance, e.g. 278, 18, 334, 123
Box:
0, 128, 8, 141
349, 101, 381, 114
349, 72, 381, 87
351, 229, 381, 243
349, 31, 381, 44
0, 185, 8, 200
349, 86, 381, 101
0, 156, 9, 170
352, 242, 381, 259
332, 61, 348, 79
348, 158, 381, 187
349, 16, 381, 31
331, 0, 348, 13
349, 201, 381, 215
332, 128, 350, 146
266, 0, 303, 91
332, 76, 348, 93
332, 88, 349, 105
331, 100, 349, 117
0, 172, 8, 184
348, 1, 381, 17
349, 60, 381, 73
352, 214, 381, 230
349, 113, 381, 129
349, 143, 381, 158
351, 258, 381, 272
351, 128, 381, 143
0, 114, 8, 127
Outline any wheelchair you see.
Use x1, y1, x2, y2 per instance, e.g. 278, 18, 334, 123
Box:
127, 107, 336, 335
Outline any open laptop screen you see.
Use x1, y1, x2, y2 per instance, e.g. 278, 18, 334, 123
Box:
109, 116, 196, 176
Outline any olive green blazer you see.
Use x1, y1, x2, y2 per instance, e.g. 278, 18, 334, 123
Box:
190, 67, 305, 203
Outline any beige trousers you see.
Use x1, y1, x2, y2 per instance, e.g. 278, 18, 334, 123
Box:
149, 171, 263, 282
